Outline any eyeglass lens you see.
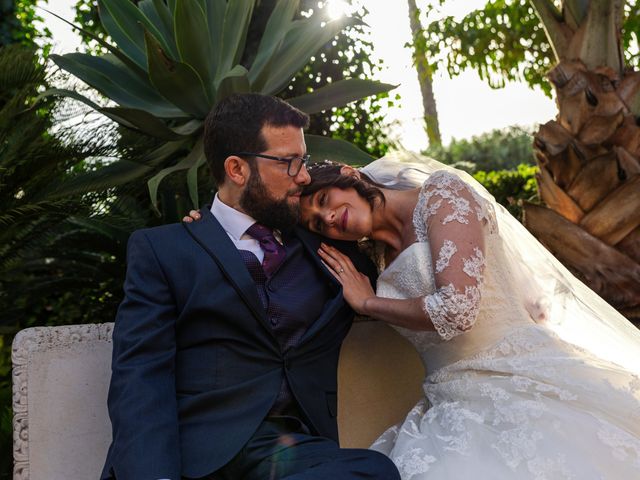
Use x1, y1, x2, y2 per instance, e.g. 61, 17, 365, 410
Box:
288, 156, 308, 176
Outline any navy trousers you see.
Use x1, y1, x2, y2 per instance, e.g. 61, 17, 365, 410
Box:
189, 416, 400, 480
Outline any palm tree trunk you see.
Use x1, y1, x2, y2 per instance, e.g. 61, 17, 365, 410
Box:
407, 0, 441, 146
524, 0, 640, 320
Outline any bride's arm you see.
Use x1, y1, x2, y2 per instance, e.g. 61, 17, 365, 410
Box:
361, 296, 434, 330
315, 246, 434, 329
315, 243, 431, 329
319, 171, 490, 337
417, 171, 489, 339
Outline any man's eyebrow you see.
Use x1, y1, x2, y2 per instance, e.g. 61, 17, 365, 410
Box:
279, 151, 304, 157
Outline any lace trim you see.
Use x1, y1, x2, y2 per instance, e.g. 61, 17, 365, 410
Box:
423, 283, 481, 340
412, 170, 497, 242
463, 247, 485, 281
393, 448, 436, 477
435, 239, 457, 274
597, 421, 640, 467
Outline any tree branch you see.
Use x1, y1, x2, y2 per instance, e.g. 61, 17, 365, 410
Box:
529, 0, 570, 61
407, 0, 441, 145
563, 0, 590, 30
578, 0, 624, 72
613, 0, 626, 33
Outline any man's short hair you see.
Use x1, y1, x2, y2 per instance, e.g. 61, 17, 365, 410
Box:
203, 93, 310, 187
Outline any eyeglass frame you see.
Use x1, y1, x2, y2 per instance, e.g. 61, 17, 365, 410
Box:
230, 152, 311, 177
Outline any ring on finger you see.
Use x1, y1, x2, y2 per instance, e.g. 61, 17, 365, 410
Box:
338, 268, 345, 273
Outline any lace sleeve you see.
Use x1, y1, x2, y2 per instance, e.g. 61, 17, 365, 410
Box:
416, 171, 491, 340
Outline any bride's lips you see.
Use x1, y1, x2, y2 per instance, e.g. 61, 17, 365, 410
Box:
341, 209, 348, 232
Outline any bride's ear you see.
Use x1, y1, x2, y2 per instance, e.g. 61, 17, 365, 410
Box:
340, 165, 361, 179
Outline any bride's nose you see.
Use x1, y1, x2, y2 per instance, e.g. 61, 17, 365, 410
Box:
322, 209, 336, 226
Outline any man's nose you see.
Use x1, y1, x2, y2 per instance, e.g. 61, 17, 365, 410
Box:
296, 164, 311, 185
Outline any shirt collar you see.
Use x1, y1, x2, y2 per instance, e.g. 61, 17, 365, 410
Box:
211, 194, 256, 241
210, 194, 283, 244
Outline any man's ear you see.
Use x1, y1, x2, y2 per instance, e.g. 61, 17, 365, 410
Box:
339, 165, 361, 179
224, 155, 251, 186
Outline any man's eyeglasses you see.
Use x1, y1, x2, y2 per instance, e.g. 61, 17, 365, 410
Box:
231, 152, 310, 177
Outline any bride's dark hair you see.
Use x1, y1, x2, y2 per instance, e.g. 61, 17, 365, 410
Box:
302, 160, 386, 208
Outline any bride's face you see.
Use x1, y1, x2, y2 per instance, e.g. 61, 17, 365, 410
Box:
300, 186, 373, 240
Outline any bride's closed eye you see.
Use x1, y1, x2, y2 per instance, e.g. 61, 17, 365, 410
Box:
312, 191, 328, 232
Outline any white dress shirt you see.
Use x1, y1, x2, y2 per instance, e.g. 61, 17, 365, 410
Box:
210, 193, 266, 262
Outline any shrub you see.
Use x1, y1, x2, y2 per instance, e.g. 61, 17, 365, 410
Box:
473, 164, 539, 220
426, 126, 535, 172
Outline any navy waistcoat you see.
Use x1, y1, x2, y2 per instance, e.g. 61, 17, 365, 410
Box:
239, 236, 332, 414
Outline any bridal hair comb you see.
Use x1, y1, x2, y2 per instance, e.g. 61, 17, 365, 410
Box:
307, 159, 341, 171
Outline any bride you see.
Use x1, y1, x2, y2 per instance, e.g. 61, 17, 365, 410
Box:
299, 152, 640, 479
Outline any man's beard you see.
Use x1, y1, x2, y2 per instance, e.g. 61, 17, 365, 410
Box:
239, 167, 301, 231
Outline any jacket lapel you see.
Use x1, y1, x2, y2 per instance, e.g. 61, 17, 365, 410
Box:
182, 208, 270, 333
293, 227, 346, 344
292, 226, 342, 289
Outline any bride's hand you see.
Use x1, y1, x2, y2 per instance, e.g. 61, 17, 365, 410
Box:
318, 242, 375, 315
182, 210, 201, 223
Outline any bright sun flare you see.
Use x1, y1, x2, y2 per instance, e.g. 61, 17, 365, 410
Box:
326, 0, 349, 20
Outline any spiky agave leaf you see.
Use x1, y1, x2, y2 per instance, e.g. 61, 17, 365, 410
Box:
47, 0, 397, 212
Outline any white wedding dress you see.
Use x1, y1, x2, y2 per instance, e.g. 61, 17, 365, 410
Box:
364, 164, 640, 479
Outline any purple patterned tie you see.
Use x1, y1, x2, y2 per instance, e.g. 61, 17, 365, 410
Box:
246, 223, 287, 278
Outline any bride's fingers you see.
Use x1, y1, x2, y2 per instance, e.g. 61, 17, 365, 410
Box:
318, 246, 345, 274
182, 210, 201, 223
320, 243, 344, 261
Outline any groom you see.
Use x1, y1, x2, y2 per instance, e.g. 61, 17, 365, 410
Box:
101, 93, 400, 480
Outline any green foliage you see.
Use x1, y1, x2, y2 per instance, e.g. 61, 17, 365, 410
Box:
0, 0, 51, 49
49, 0, 396, 215
280, 1, 397, 158
425, 126, 535, 172
414, 0, 640, 96
0, 44, 153, 330
423, 125, 538, 219
0, 44, 162, 324
473, 164, 539, 220
418, 0, 554, 95
623, 3, 640, 65
70, 0, 397, 158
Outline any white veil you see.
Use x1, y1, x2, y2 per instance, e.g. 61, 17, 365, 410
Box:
361, 151, 640, 375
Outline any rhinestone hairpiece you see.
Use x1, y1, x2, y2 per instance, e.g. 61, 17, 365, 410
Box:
308, 159, 341, 171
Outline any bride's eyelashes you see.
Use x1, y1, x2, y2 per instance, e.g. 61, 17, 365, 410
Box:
313, 190, 329, 232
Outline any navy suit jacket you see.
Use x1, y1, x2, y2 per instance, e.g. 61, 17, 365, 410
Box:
101, 208, 376, 480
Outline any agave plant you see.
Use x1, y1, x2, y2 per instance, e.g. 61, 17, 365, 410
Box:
46, 0, 395, 212
521, 0, 640, 320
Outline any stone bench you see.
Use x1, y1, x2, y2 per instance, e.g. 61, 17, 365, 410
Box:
12, 321, 423, 479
